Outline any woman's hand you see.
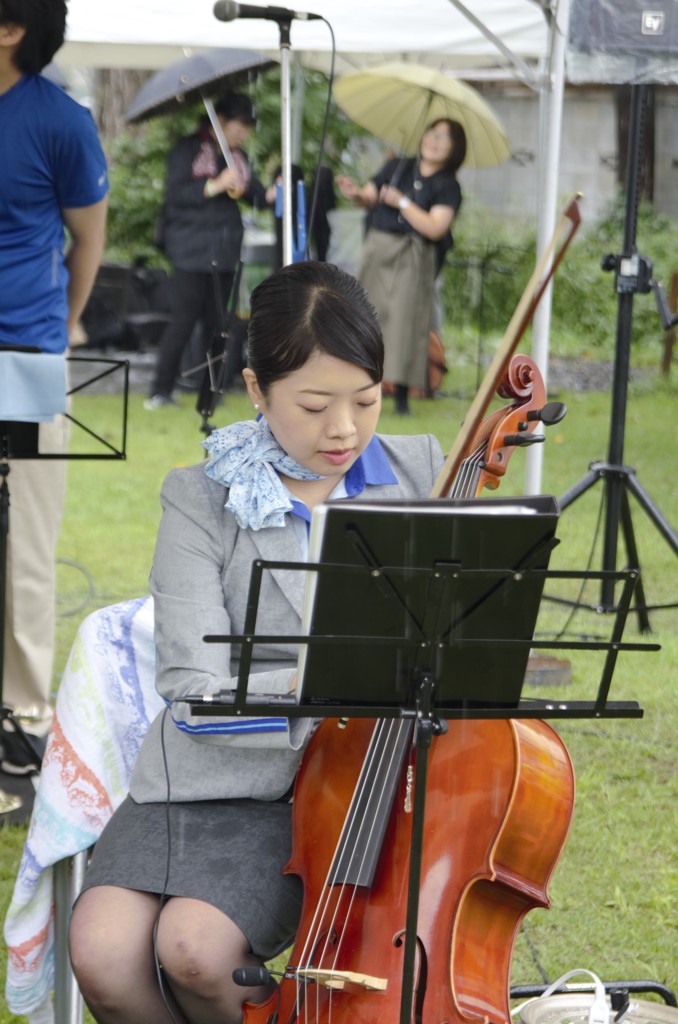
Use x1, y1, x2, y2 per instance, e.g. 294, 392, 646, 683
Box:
206, 166, 245, 200
378, 184, 405, 209
336, 174, 360, 201
265, 178, 280, 206
336, 175, 378, 210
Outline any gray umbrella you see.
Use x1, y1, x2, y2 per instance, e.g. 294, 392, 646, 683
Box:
124, 46, 273, 122
124, 47, 274, 169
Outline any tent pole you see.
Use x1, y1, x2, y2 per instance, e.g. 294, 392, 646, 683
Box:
444, 0, 570, 494
524, 0, 571, 495
279, 22, 294, 266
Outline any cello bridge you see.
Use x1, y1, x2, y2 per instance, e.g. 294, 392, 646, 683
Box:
295, 968, 388, 993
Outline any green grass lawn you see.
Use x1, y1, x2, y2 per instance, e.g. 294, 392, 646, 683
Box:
1, 365, 677, 1021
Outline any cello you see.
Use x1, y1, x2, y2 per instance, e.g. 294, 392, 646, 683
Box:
243, 199, 581, 1024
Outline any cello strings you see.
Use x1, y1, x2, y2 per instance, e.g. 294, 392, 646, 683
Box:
294, 718, 384, 1022
310, 718, 412, 1023
299, 717, 394, 1015
295, 718, 412, 1020
322, 718, 413, 963
450, 445, 485, 499
294, 719, 385, 1014
294, 719, 383, 958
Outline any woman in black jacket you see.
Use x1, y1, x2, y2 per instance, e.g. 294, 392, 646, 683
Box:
146, 92, 273, 410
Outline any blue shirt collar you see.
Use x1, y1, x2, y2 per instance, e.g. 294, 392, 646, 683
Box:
289, 435, 397, 523
345, 434, 397, 495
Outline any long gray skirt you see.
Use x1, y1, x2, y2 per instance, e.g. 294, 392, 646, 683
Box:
81, 794, 303, 961
359, 228, 437, 390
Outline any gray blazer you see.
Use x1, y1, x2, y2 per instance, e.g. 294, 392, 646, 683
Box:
129, 433, 444, 804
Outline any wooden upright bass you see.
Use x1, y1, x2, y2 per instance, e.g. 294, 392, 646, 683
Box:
243, 198, 582, 1024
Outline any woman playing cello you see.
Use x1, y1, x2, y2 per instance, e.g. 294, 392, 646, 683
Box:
68, 260, 445, 1024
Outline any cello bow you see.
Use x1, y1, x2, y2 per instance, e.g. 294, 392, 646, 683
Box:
431, 193, 581, 499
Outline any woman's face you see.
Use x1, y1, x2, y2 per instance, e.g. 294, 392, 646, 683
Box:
219, 117, 253, 149
420, 123, 453, 165
243, 350, 381, 482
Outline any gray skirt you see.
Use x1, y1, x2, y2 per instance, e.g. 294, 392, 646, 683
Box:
359, 228, 437, 389
81, 794, 303, 961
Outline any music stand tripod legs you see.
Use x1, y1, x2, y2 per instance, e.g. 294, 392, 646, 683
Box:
558, 83, 678, 631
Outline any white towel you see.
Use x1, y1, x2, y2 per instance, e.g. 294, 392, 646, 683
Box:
0, 350, 66, 421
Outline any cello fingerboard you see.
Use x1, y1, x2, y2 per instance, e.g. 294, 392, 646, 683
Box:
332, 718, 413, 888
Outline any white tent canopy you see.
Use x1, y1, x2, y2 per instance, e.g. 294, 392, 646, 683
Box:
61, 0, 568, 493
60, 0, 550, 75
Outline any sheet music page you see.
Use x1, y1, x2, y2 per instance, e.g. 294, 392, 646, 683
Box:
294, 496, 559, 708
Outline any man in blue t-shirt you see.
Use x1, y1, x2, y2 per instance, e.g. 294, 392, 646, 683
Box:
0, 0, 108, 773
0, 4, 108, 351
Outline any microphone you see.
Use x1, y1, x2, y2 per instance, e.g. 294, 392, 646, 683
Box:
232, 966, 272, 987
213, 1, 321, 21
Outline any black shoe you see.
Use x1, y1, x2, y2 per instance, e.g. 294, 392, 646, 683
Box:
0, 725, 44, 775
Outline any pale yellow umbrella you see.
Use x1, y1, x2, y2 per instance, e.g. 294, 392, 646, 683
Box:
333, 61, 510, 168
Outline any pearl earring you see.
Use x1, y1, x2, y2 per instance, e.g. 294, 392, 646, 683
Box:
254, 403, 259, 410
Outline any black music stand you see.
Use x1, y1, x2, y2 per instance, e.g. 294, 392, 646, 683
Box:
182, 496, 654, 1024
1, 349, 128, 811
296, 495, 560, 709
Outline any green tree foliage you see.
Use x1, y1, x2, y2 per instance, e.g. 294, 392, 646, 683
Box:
440, 198, 678, 354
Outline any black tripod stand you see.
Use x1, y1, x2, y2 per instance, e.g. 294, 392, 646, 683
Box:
559, 83, 678, 632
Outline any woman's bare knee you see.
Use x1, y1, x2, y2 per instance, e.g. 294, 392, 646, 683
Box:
157, 898, 247, 991
69, 886, 161, 1011
157, 898, 269, 1021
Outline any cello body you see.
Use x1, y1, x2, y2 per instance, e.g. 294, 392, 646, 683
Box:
243, 714, 574, 1024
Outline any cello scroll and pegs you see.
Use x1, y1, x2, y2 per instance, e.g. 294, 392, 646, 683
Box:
502, 401, 567, 448
453, 354, 567, 497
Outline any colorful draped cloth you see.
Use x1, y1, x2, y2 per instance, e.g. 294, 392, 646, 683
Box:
3, 597, 161, 1022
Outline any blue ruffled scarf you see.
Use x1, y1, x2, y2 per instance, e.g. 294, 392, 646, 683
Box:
203, 418, 325, 530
